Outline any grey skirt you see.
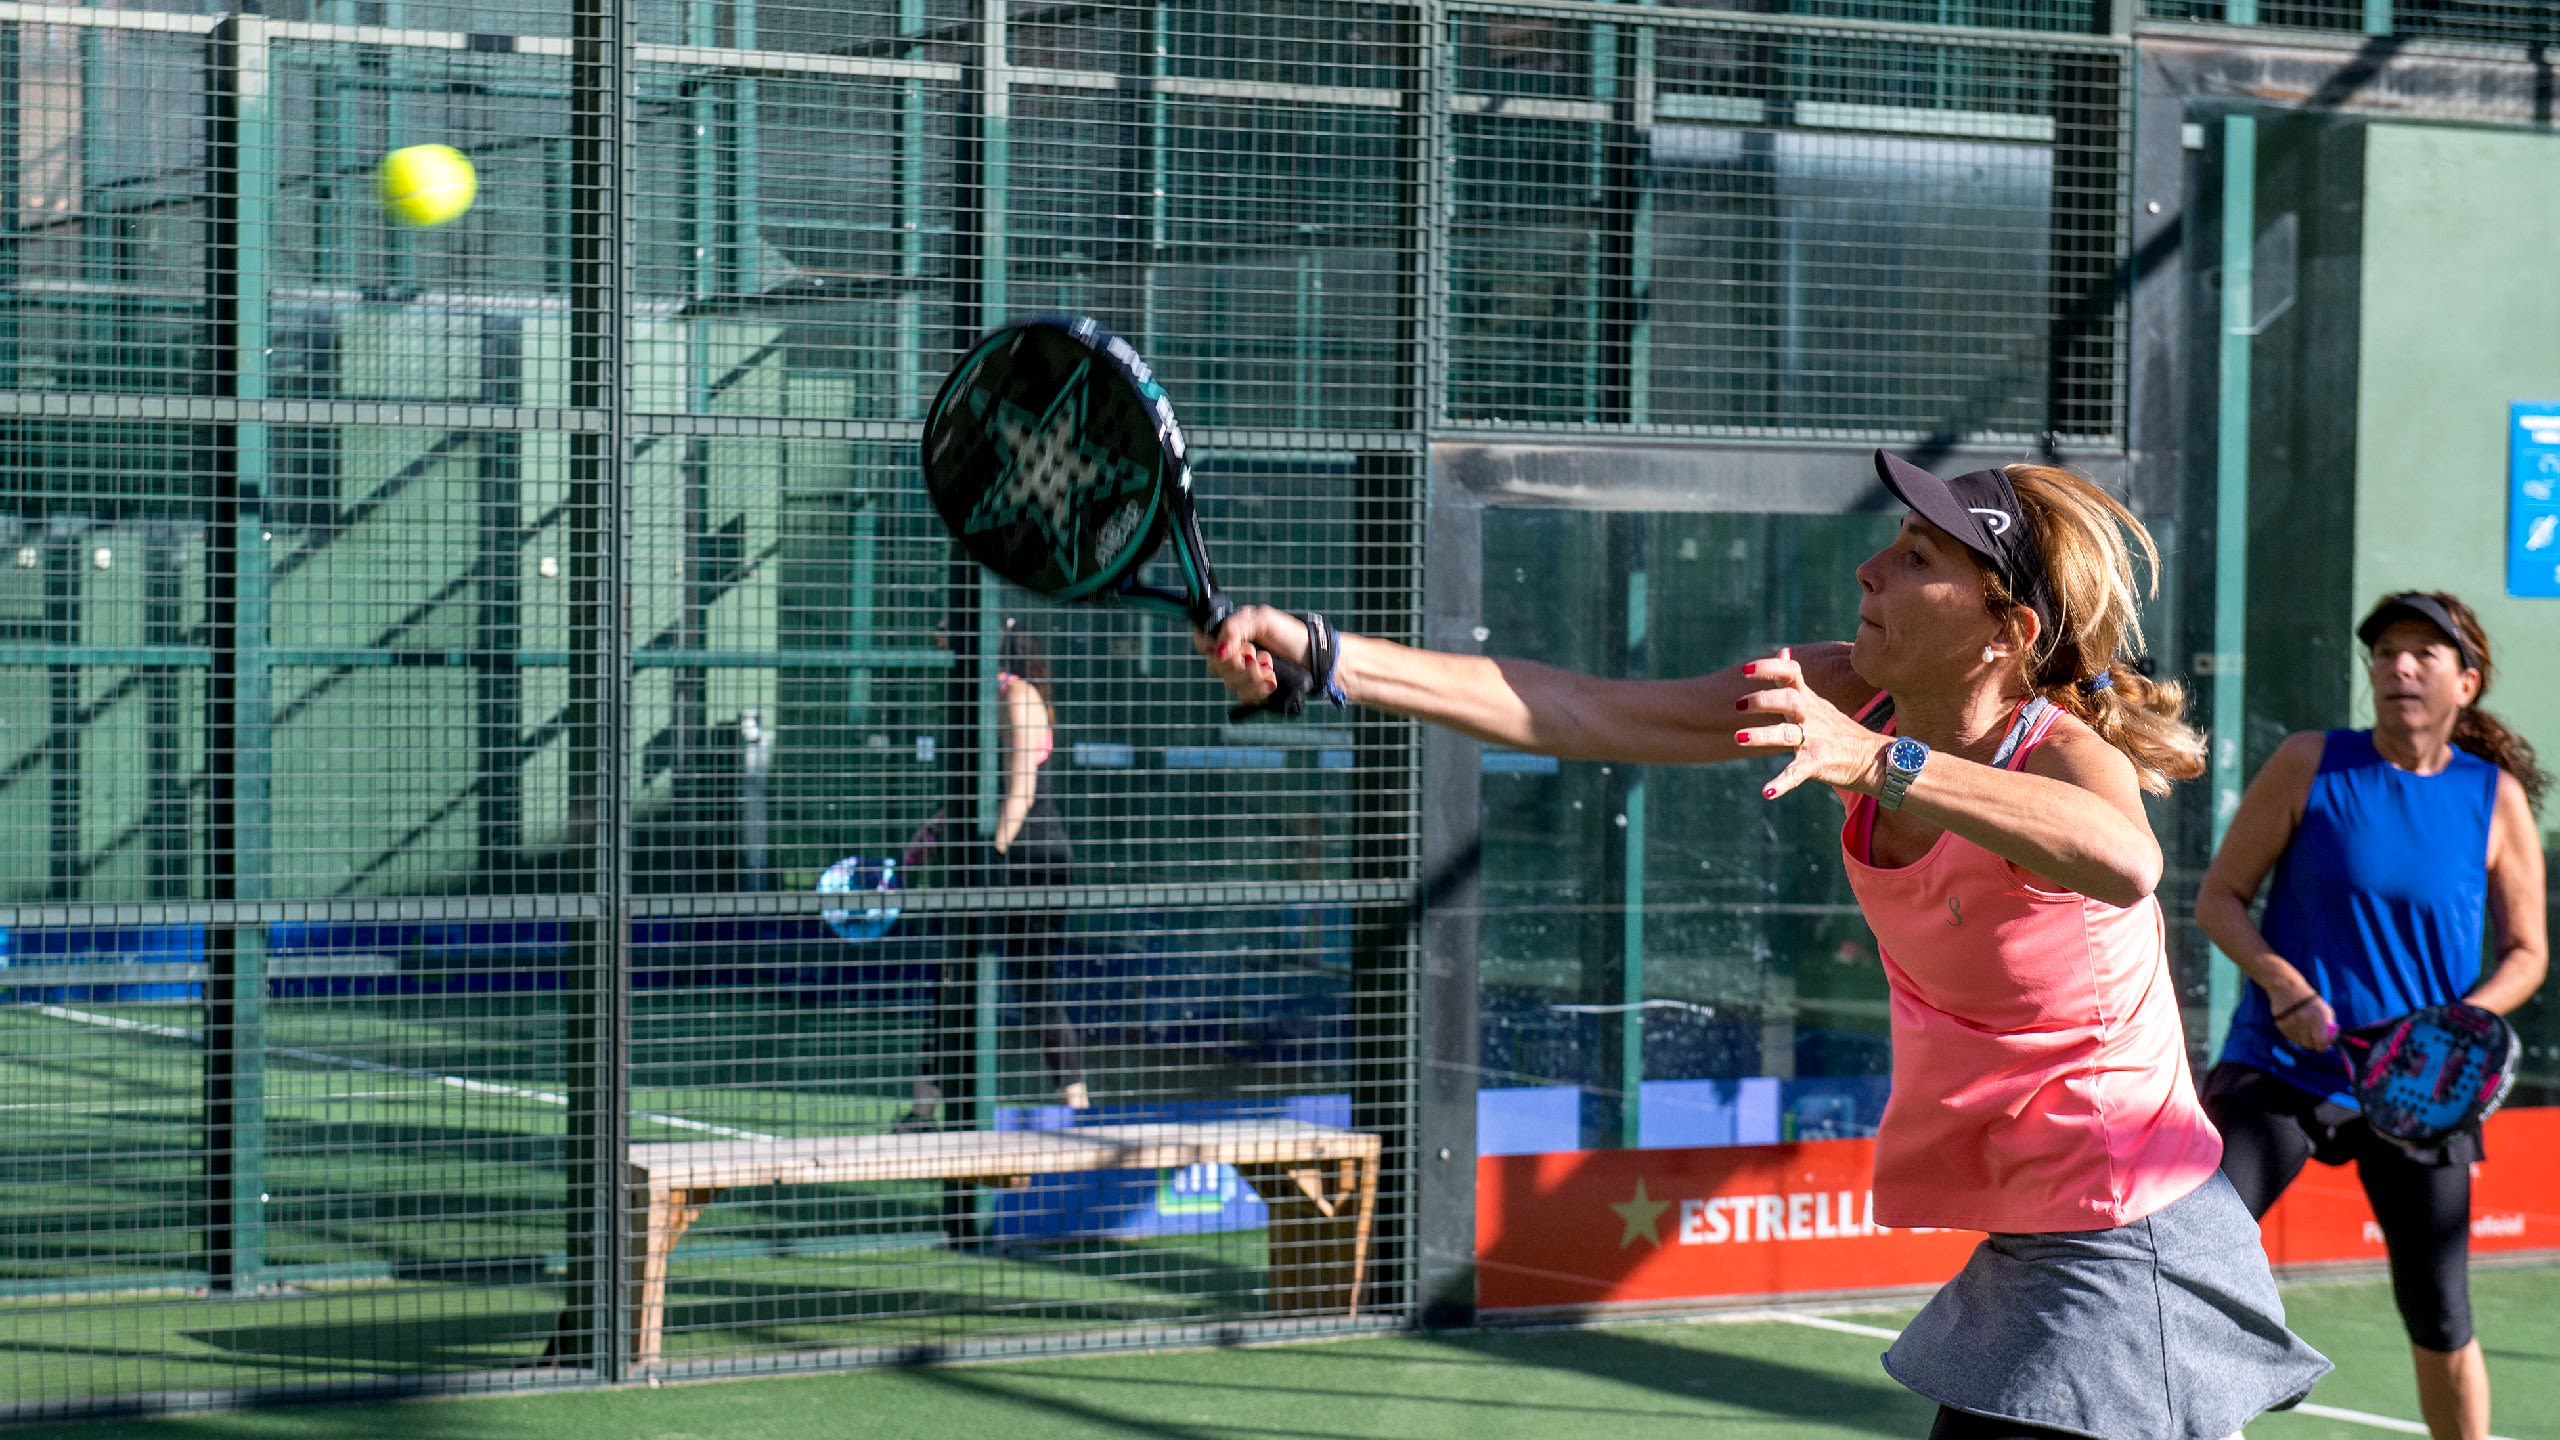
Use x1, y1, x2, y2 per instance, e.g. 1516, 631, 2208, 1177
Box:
1883, 1171, 2331, 1440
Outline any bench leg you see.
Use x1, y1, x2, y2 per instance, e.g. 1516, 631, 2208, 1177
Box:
629, 1184, 712, 1371
1347, 1152, 1377, 1320
1239, 1158, 1369, 1319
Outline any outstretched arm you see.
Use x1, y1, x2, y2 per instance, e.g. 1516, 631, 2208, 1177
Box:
1197, 606, 1873, 767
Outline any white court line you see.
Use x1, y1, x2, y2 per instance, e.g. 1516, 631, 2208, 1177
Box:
2289, 1402, 2513, 1440
1756, 1311, 2511, 1439
28, 1002, 777, 1142
1736, 1309, 1902, 1341
2288, 1403, 2430, 1436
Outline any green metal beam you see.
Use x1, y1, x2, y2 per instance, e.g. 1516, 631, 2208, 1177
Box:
1628, 26, 1654, 425
1618, 564, 1648, 1147
973, 0, 1009, 844
2207, 113, 2255, 1053
204, 12, 276, 1296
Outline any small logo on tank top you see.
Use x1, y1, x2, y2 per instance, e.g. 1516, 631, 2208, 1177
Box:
1946, 896, 1963, 927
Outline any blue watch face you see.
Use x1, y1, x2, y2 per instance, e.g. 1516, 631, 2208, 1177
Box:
1887, 737, 1929, 774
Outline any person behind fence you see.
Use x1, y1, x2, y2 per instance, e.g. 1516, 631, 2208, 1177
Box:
2194, 590, 2548, 1440
897, 619, 1088, 1134
991, 618, 1087, 1111
1194, 451, 2330, 1440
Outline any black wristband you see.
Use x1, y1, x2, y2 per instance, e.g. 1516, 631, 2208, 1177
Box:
1302, 612, 1345, 708
2271, 993, 2321, 1023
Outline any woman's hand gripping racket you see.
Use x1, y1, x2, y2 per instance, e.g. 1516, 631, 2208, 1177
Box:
920, 316, 1315, 719
2339, 1001, 2521, 1153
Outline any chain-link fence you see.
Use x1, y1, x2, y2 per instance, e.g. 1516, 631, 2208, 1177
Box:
0, 0, 2141, 1417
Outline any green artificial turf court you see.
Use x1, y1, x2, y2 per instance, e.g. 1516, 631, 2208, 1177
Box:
11, 998, 2558, 1437
1, 988, 1281, 1401
4, 1263, 2555, 1440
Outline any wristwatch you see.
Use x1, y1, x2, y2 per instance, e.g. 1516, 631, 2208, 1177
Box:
1877, 736, 1930, 811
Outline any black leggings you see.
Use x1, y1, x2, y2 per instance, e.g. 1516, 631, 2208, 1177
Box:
993, 804, 1081, 1088
2202, 1063, 2474, 1352
1927, 1407, 2088, 1439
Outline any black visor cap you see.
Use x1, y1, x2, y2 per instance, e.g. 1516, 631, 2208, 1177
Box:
1872, 449, 2058, 634
2356, 593, 2479, 671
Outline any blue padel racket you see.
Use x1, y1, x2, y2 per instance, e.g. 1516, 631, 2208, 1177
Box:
2342, 1002, 2520, 1150
920, 315, 1314, 718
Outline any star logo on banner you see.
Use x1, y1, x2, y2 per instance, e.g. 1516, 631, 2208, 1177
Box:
1611, 1178, 1669, 1250
961, 360, 1156, 583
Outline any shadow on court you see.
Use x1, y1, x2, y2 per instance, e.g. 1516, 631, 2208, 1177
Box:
890, 1322, 1931, 1439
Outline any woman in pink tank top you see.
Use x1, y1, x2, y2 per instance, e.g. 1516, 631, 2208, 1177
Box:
1196, 451, 2329, 1440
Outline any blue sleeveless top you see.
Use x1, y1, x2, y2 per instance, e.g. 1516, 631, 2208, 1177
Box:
2218, 729, 2498, 1108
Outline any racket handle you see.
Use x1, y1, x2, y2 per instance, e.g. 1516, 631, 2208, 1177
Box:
1201, 595, 1318, 720
1232, 655, 1315, 722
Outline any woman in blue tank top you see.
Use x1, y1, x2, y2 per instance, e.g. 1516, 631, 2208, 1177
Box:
2194, 591, 2547, 1440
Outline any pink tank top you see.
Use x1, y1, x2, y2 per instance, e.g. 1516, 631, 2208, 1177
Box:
1842, 697, 2223, 1233
997, 671, 1055, 766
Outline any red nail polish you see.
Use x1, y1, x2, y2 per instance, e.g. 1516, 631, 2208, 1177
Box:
1763, 787, 1776, 799
1742, 663, 1757, 676
1735, 699, 1747, 711
1734, 730, 1749, 743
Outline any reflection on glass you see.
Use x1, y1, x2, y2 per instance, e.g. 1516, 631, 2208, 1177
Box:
1476, 508, 1901, 1154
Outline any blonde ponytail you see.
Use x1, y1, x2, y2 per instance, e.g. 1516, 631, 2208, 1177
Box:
1982, 465, 2206, 795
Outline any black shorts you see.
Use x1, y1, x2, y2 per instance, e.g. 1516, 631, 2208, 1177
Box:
2201, 1062, 2477, 1352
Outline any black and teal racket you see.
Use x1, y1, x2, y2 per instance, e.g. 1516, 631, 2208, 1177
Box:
2343, 1002, 2520, 1152
920, 315, 1314, 718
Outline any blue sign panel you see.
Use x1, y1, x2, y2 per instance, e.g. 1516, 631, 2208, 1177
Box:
2510, 403, 2560, 598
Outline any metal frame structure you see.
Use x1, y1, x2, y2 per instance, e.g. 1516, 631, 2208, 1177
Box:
21, 0, 2551, 1411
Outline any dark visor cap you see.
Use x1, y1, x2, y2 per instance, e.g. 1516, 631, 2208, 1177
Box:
1872, 449, 2058, 633
2356, 593, 2479, 671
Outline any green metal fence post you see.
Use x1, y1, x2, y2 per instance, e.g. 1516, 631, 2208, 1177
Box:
561, 0, 635, 1374
45, 533, 79, 902
727, 0, 762, 301
1592, 517, 1648, 1148
204, 12, 275, 1296
1143, 1, 1168, 349
477, 317, 527, 869
974, 0, 1008, 848
1616, 565, 1647, 1146
2207, 113, 2256, 1053
930, 0, 1007, 1235
0, 21, 18, 396
1627, 23, 1653, 425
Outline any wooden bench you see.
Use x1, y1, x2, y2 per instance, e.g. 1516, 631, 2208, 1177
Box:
625, 1120, 1381, 1368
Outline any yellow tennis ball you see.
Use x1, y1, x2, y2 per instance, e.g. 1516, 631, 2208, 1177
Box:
378, 144, 477, 228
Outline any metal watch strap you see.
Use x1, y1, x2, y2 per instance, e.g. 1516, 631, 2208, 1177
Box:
1877, 738, 1927, 811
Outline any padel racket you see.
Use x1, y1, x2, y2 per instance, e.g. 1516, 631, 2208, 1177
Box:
919, 315, 1314, 718
816, 853, 902, 943
2341, 1001, 2520, 1151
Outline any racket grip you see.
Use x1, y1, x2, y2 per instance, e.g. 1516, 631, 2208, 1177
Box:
1230, 655, 1315, 722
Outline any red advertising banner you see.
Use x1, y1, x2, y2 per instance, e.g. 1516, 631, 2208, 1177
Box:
2258, 1104, 2560, 1267
1477, 1134, 1979, 1310
1477, 1105, 2560, 1311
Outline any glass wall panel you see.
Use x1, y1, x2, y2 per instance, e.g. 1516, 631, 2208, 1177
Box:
1475, 507, 1901, 1154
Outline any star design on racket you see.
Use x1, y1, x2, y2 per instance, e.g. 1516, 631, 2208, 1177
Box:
962, 361, 1157, 582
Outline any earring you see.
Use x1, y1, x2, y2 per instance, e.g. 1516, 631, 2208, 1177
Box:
1981, 646, 1998, 664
